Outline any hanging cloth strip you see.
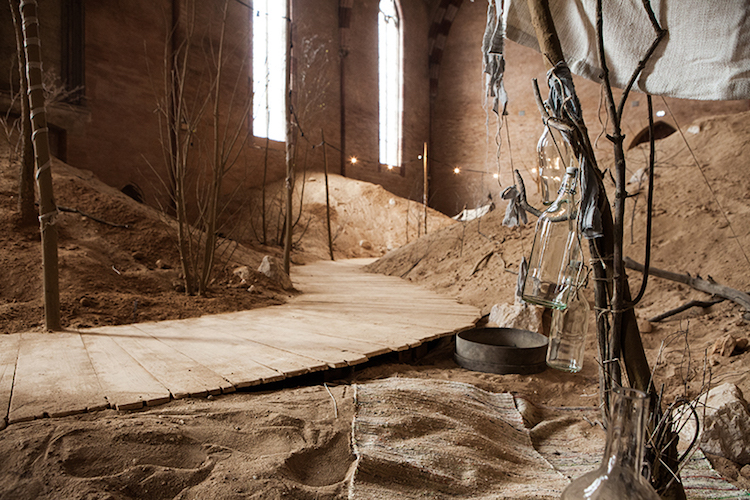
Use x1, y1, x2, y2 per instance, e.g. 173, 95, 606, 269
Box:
501, 185, 528, 227
545, 64, 603, 239
482, 0, 507, 116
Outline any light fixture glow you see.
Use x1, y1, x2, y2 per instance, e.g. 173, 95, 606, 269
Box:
453, 167, 460, 174
492, 173, 499, 179
656, 110, 666, 117
386, 164, 394, 170
350, 157, 358, 164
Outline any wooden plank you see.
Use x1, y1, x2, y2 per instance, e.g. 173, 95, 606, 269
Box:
293, 303, 478, 338
92, 325, 234, 399
204, 315, 369, 368
132, 319, 289, 387
9, 332, 108, 424
245, 306, 419, 352
182, 318, 331, 377
211, 312, 394, 357
295, 294, 478, 313
80, 331, 171, 410
0, 334, 20, 430
300, 304, 473, 344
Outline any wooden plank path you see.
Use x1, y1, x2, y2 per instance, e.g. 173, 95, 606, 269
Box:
2, 259, 480, 425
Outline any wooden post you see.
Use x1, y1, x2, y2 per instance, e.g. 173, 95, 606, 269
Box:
322, 129, 334, 260
525, 0, 565, 70
283, 0, 294, 275
422, 141, 428, 235
20, 0, 61, 331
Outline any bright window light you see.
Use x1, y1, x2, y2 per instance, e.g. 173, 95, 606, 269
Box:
253, 0, 286, 142
378, 0, 403, 169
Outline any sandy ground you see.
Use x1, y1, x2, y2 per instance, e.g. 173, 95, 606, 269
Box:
0, 110, 749, 498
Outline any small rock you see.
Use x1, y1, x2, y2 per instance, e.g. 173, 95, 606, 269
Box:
489, 299, 544, 333
233, 266, 251, 284
710, 334, 737, 357
258, 256, 293, 290
741, 464, 750, 479
638, 319, 653, 334
359, 239, 373, 250
173, 281, 186, 293
207, 394, 214, 400
155, 259, 172, 269
247, 285, 260, 294
700, 383, 750, 465
132, 251, 146, 261
80, 297, 95, 307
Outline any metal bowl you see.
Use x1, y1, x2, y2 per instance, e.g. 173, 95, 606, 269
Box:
454, 327, 548, 375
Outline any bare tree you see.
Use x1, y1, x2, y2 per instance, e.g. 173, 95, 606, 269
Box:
151, 0, 252, 296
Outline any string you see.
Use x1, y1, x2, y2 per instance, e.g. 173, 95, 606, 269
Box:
661, 96, 750, 272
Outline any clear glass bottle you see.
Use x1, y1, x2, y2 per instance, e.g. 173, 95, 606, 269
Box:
561, 386, 660, 500
522, 166, 582, 310
547, 287, 589, 372
537, 126, 572, 204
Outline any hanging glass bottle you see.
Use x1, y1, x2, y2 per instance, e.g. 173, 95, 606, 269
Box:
546, 286, 589, 372
522, 166, 582, 310
561, 386, 660, 500
537, 125, 572, 204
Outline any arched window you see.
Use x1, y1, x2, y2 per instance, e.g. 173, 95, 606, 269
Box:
252, 0, 286, 141
378, 0, 403, 170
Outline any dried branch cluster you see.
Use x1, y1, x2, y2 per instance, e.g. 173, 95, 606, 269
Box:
520, 0, 696, 497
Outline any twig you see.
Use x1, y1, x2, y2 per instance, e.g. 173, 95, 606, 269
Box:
626, 95, 656, 308
624, 256, 750, 317
470, 250, 494, 277
649, 297, 725, 323
58, 205, 130, 229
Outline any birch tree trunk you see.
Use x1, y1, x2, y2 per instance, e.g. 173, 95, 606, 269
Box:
9, 0, 35, 227
283, 0, 294, 275
19, 0, 61, 330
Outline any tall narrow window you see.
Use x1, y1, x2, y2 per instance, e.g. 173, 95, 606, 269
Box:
378, 0, 402, 170
253, 0, 286, 141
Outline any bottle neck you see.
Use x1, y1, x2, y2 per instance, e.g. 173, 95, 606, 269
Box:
544, 168, 579, 219
602, 387, 649, 475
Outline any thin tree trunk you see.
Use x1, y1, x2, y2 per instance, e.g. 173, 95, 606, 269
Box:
20, 0, 61, 330
199, 0, 229, 296
423, 141, 428, 235
9, 0, 35, 227
322, 129, 334, 260
283, 0, 294, 275
261, 135, 269, 245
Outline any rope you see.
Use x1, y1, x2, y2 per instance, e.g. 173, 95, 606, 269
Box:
38, 209, 58, 230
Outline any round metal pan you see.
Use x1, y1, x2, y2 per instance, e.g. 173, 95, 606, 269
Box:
454, 327, 548, 375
